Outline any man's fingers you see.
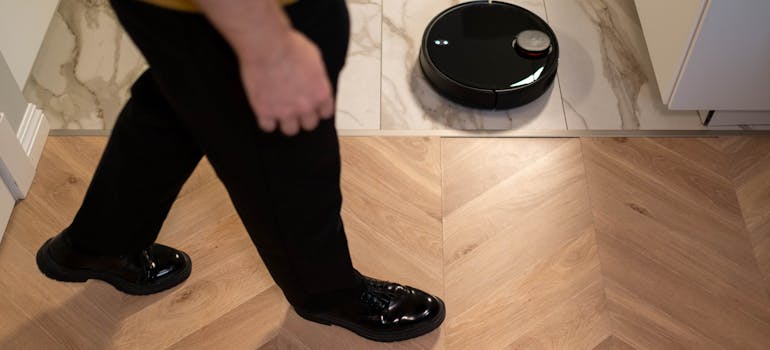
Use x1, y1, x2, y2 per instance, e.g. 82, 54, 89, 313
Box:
318, 97, 335, 120
258, 116, 277, 133
300, 112, 320, 131
279, 118, 301, 136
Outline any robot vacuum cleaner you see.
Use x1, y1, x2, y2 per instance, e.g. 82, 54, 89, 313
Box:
420, 1, 559, 109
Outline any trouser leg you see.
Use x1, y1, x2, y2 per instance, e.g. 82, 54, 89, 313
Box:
65, 70, 204, 255
109, 0, 361, 307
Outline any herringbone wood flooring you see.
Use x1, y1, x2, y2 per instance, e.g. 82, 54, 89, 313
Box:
1, 136, 768, 349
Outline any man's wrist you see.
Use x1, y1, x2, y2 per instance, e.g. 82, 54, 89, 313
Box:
194, 0, 294, 64
235, 29, 294, 65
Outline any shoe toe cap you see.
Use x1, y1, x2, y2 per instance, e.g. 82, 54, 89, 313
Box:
146, 244, 191, 282
388, 287, 444, 325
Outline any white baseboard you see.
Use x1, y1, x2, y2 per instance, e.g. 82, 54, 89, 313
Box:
0, 103, 49, 200
16, 103, 49, 167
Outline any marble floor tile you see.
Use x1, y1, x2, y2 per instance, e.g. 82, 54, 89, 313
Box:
334, 0, 382, 130
28, 0, 761, 134
544, 0, 703, 130
381, 0, 568, 131
26, 0, 380, 131
23, 0, 147, 130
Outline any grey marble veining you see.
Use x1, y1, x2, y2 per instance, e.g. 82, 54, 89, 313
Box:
24, 0, 147, 130
583, 1, 645, 129
27, 0, 722, 133
334, 0, 382, 130
545, 0, 703, 130
25, 0, 380, 131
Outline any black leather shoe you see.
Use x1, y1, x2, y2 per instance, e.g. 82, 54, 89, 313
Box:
294, 274, 445, 342
36, 234, 191, 295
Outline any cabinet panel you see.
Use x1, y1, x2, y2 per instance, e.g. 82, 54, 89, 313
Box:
0, 0, 60, 89
0, 52, 28, 132
634, 0, 707, 104
670, 0, 770, 110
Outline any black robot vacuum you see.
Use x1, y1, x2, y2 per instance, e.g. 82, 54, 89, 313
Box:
420, 1, 558, 109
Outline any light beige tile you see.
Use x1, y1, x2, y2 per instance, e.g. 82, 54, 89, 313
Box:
544, 0, 702, 130
24, 0, 146, 130
336, 0, 382, 130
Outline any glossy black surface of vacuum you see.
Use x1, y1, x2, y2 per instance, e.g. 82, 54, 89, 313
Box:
420, 1, 559, 109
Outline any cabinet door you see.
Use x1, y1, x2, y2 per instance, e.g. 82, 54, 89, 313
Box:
669, 0, 770, 110
634, 0, 708, 105
1, 52, 35, 199
0, 0, 60, 89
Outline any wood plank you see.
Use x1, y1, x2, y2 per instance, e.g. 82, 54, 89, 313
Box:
340, 137, 444, 297
170, 286, 288, 350
593, 336, 637, 350
3, 136, 770, 349
0, 285, 64, 349
722, 136, 770, 297
441, 138, 567, 215
278, 137, 445, 349
442, 138, 610, 349
583, 137, 770, 349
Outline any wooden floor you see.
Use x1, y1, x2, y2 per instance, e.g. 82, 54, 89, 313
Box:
1, 136, 769, 349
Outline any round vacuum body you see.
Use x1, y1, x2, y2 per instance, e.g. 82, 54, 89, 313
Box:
420, 1, 559, 109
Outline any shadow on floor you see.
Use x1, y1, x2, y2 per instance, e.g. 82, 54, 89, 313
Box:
0, 280, 166, 349
259, 307, 442, 349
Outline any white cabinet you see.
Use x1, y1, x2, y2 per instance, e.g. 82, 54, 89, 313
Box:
0, 1, 56, 240
635, 0, 770, 125
1, 48, 46, 202
0, 0, 60, 90
634, 0, 708, 107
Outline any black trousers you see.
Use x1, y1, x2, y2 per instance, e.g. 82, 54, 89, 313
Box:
63, 0, 361, 309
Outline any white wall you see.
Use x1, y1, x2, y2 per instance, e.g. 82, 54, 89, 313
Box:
0, 0, 60, 90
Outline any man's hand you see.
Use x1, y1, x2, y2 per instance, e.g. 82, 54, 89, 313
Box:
240, 31, 334, 136
194, 0, 334, 136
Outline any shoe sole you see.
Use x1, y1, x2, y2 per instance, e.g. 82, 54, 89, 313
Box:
294, 297, 446, 342
36, 238, 192, 295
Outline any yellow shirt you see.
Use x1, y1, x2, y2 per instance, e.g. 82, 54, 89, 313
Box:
139, 0, 298, 13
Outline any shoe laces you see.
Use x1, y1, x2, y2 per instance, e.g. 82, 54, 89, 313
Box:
360, 290, 390, 311
359, 276, 407, 311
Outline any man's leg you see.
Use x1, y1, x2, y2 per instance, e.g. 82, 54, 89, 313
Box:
64, 70, 204, 255
36, 69, 202, 295
108, 0, 359, 308
106, 0, 444, 341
